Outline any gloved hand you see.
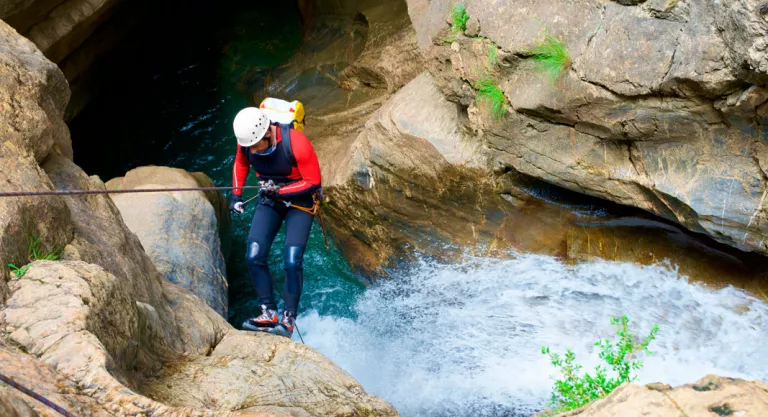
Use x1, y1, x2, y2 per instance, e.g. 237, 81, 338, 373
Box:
229, 195, 244, 214
261, 186, 279, 200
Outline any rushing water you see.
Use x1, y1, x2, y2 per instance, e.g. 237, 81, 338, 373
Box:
300, 252, 768, 416
69, 2, 768, 416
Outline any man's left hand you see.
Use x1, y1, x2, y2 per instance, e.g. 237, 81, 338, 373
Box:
261, 186, 279, 200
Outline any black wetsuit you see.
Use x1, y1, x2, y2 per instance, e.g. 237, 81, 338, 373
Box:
232, 125, 321, 313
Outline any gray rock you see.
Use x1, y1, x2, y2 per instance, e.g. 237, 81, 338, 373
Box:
2, 260, 395, 417
577, 3, 683, 96
0, 20, 73, 293
407, 0, 604, 59
465, 16, 481, 37
0, 20, 70, 163
408, 0, 768, 253
645, 0, 689, 22
715, 85, 768, 119
716, 0, 768, 85
542, 375, 768, 417
109, 166, 229, 317
406, 0, 768, 256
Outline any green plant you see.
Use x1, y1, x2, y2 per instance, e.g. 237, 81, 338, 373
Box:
541, 316, 659, 414
7, 263, 31, 278
475, 78, 507, 121
27, 236, 62, 262
525, 32, 571, 84
488, 41, 498, 66
451, 3, 470, 34
6, 235, 62, 278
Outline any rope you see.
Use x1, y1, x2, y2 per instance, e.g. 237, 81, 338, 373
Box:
0, 371, 76, 416
235, 213, 305, 345
315, 208, 330, 250
279, 194, 330, 250
1, 184, 332, 249
0, 186, 266, 198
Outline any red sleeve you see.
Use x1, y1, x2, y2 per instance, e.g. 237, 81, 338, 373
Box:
278, 130, 322, 199
232, 145, 250, 196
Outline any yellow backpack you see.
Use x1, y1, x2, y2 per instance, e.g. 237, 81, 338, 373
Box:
259, 97, 305, 133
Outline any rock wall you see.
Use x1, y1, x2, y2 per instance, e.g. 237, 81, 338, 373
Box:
316, 69, 768, 290
404, 0, 768, 257
0, 19, 73, 302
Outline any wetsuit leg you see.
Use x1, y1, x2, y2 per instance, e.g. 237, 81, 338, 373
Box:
246, 202, 285, 310
282, 208, 314, 313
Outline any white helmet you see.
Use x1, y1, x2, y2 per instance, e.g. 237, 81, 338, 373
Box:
233, 107, 270, 147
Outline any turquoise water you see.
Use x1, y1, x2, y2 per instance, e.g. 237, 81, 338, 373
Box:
69, 1, 364, 327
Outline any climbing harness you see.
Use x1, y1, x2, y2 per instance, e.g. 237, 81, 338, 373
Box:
0, 185, 268, 198
0, 371, 75, 416
244, 182, 331, 250
235, 212, 306, 344
278, 190, 330, 250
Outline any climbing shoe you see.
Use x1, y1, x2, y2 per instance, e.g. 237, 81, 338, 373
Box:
274, 310, 296, 338
242, 305, 278, 332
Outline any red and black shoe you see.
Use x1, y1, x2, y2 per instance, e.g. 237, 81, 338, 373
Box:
243, 305, 278, 332
275, 310, 296, 338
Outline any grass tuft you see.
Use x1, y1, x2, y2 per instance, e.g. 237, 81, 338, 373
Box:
476, 78, 507, 121
6, 235, 62, 279
525, 32, 571, 83
451, 3, 470, 33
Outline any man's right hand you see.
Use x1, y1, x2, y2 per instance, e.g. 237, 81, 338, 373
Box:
229, 195, 244, 214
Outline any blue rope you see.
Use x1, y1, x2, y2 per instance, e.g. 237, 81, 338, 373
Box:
0, 371, 76, 416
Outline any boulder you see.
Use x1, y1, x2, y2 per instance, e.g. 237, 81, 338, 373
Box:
0, 260, 398, 417
549, 375, 768, 417
144, 332, 399, 417
107, 166, 229, 317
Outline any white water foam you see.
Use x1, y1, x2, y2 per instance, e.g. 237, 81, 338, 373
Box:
299, 253, 768, 417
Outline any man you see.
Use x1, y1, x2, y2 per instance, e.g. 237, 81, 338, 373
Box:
229, 106, 321, 337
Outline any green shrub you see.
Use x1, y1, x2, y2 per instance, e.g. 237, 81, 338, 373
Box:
451, 3, 470, 33
541, 316, 659, 414
475, 78, 507, 121
525, 32, 571, 83
6, 235, 62, 278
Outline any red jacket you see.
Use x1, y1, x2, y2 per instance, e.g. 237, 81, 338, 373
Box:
232, 128, 321, 199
